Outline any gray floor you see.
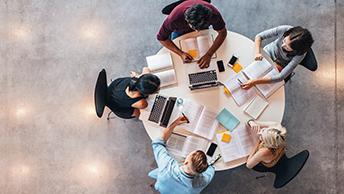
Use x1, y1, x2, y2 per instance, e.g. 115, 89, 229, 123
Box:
0, 0, 343, 193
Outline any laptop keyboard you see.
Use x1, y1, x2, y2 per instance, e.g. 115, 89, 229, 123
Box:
148, 95, 167, 123
188, 70, 218, 85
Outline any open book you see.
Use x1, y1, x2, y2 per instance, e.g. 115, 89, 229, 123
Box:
224, 72, 257, 106
146, 53, 177, 87
244, 95, 269, 119
167, 133, 211, 161
176, 99, 218, 140
215, 125, 258, 163
242, 58, 284, 98
179, 35, 216, 61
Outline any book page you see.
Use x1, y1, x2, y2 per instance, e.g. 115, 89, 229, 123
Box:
193, 108, 218, 140
234, 126, 259, 155
255, 69, 284, 98
244, 95, 269, 119
178, 99, 204, 133
154, 69, 177, 87
224, 73, 257, 106
243, 59, 272, 79
180, 38, 199, 60
196, 35, 211, 57
215, 132, 246, 163
182, 136, 209, 157
167, 133, 188, 158
146, 53, 173, 72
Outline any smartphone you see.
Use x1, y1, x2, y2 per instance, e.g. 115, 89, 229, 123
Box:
206, 143, 218, 157
228, 55, 238, 67
216, 60, 225, 72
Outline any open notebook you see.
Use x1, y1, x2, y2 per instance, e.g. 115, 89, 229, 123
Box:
242, 58, 284, 98
223, 72, 257, 106
175, 99, 218, 140
179, 35, 216, 61
167, 133, 211, 161
146, 53, 177, 87
244, 95, 269, 119
215, 125, 258, 163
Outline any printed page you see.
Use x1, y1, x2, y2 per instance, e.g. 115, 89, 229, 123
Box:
154, 69, 177, 87
225, 73, 257, 106
243, 58, 272, 79
234, 126, 259, 155
146, 53, 173, 72
180, 38, 199, 60
255, 69, 284, 98
244, 95, 269, 119
215, 132, 246, 163
178, 99, 204, 133
196, 35, 211, 57
182, 136, 209, 156
193, 108, 218, 140
167, 133, 188, 159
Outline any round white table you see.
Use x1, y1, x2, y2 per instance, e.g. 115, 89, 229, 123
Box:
141, 30, 285, 171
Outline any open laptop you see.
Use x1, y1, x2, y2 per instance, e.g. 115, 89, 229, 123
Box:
148, 95, 177, 128
186, 63, 219, 90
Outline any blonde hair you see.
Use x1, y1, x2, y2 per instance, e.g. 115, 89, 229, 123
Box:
261, 124, 287, 149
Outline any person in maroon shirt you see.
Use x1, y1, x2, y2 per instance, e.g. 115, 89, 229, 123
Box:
157, 0, 227, 69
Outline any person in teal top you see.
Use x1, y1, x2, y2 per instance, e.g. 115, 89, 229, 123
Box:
149, 116, 215, 194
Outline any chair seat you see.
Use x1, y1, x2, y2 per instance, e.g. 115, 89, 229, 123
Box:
94, 69, 108, 118
253, 150, 310, 189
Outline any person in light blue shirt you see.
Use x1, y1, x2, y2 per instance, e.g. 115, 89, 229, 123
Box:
149, 116, 215, 194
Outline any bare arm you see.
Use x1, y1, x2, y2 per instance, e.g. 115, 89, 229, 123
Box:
162, 116, 188, 141
198, 28, 227, 68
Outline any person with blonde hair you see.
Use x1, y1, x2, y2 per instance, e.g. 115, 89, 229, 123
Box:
246, 120, 287, 169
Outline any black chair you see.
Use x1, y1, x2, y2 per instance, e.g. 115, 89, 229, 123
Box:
94, 69, 108, 118
284, 48, 318, 83
94, 69, 116, 120
162, 0, 211, 15
253, 150, 310, 189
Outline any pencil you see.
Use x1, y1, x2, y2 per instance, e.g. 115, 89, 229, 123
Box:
181, 113, 190, 123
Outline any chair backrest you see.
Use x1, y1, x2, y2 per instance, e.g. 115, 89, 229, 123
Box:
300, 48, 318, 71
252, 150, 310, 189
273, 150, 309, 188
162, 0, 211, 15
94, 69, 108, 118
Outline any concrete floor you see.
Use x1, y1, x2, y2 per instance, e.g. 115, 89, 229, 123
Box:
0, 0, 343, 193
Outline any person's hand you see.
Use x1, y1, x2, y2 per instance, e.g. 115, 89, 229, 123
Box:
180, 52, 194, 63
255, 53, 263, 61
142, 67, 151, 74
174, 115, 189, 125
248, 120, 261, 134
197, 53, 211, 69
130, 71, 139, 78
241, 80, 255, 90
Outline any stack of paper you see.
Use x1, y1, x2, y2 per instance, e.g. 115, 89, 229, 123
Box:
244, 95, 269, 119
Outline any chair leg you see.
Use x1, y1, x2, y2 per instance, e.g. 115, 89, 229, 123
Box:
107, 111, 116, 120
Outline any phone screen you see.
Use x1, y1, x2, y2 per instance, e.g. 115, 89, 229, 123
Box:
217, 60, 225, 72
206, 143, 217, 157
228, 55, 238, 65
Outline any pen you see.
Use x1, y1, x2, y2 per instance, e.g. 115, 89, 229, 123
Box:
181, 113, 190, 123
237, 79, 244, 85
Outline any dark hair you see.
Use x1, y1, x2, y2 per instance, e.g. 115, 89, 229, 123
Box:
191, 150, 208, 173
283, 26, 314, 56
184, 4, 212, 31
128, 74, 160, 97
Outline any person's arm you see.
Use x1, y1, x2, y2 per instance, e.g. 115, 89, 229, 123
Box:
151, 116, 188, 170
131, 99, 148, 109
198, 28, 227, 68
254, 25, 293, 61
162, 116, 188, 141
246, 143, 269, 169
202, 165, 215, 184
159, 39, 194, 63
253, 121, 279, 128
